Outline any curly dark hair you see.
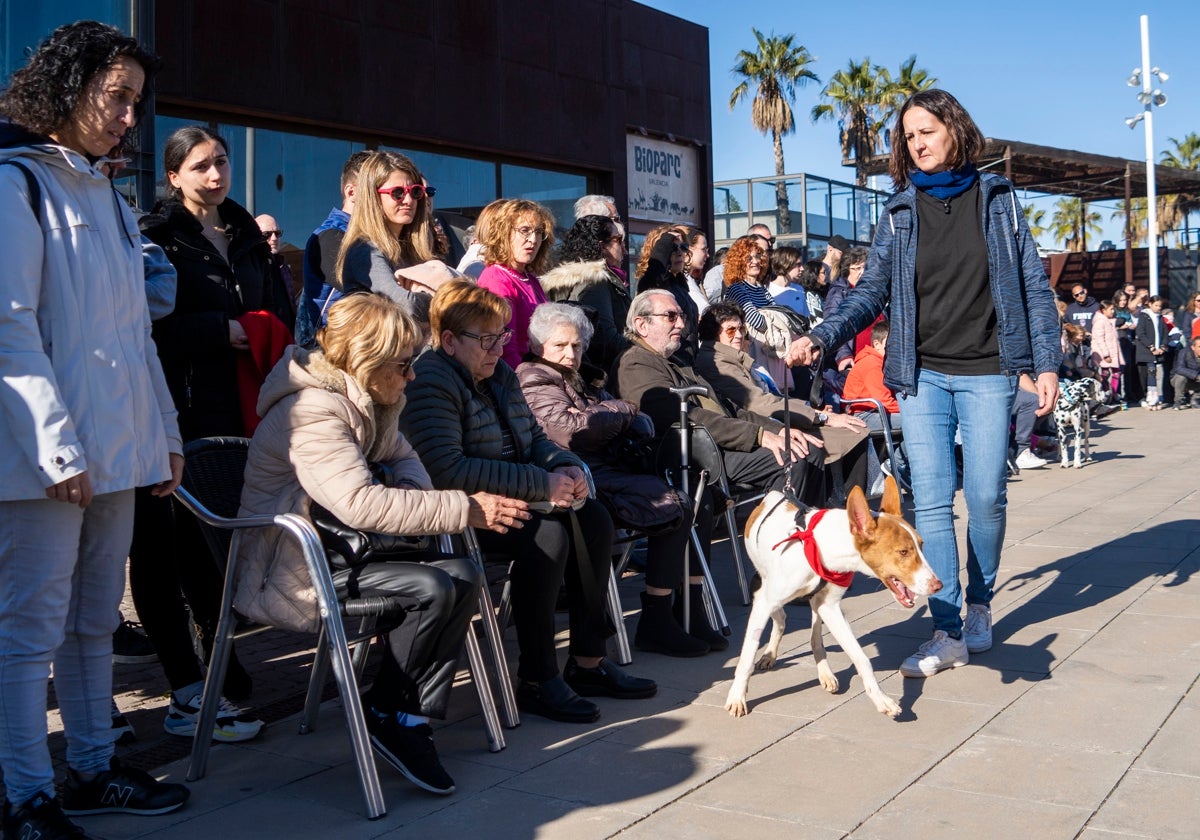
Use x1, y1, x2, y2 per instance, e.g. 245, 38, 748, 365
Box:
698, 301, 745, 341
556, 214, 615, 264
0, 20, 160, 138
798, 259, 827, 292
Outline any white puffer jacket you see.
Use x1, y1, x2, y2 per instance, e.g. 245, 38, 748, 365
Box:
0, 134, 180, 500
234, 346, 470, 632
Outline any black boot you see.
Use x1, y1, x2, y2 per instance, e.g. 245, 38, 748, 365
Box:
634, 592, 709, 657
674, 584, 729, 651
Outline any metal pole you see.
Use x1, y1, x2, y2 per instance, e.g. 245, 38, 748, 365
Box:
245, 126, 256, 215
1140, 14, 1159, 297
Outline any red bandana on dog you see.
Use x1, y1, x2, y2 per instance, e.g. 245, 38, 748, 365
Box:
771, 509, 854, 588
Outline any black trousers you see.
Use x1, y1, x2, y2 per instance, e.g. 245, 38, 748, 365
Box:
475, 499, 613, 683
336, 553, 481, 720
128, 487, 248, 696
643, 487, 714, 591
722, 443, 827, 507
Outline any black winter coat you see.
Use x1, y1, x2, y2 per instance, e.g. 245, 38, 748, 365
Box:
140, 198, 288, 440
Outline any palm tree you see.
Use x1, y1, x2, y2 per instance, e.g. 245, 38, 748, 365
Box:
1111, 198, 1148, 247
1023, 203, 1049, 247
812, 55, 936, 187
1160, 132, 1200, 247
1050, 197, 1102, 252
729, 29, 819, 233
881, 55, 938, 133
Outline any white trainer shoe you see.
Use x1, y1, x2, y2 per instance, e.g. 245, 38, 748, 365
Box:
900, 630, 969, 678
1015, 449, 1047, 469
964, 603, 993, 653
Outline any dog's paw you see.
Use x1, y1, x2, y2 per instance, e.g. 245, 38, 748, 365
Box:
724, 694, 749, 717
875, 695, 902, 718
817, 662, 839, 694
754, 652, 777, 671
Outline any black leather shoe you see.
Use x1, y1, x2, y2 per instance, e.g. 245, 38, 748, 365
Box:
563, 657, 658, 699
516, 675, 601, 723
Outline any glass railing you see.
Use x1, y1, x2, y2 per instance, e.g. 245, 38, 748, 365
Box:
714, 173, 889, 259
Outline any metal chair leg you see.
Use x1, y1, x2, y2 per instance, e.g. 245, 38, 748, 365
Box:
464, 630, 505, 752
187, 534, 243, 783
606, 572, 632, 665
690, 525, 730, 634
300, 626, 330, 735
462, 529, 519, 729
723, 501, 752, 605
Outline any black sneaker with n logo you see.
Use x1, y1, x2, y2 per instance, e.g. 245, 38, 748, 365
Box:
60, 757, 189, 816
2, 791, 94, 839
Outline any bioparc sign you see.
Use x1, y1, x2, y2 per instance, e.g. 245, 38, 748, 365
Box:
626, 134, 699, 226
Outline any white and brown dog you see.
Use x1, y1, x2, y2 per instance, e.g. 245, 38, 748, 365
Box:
725, 479, 941, 719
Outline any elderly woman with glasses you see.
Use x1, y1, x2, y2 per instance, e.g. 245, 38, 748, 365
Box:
236, 293, 528, 795
540, 214, 632, 371
400, 281, 656, 725
477, 199, 556, 369
517, 303, 721, 658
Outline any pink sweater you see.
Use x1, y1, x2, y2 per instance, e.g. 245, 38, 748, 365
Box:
477, 264, 548, 369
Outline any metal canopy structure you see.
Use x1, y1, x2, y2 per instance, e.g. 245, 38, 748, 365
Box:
854, 137, 1200, 202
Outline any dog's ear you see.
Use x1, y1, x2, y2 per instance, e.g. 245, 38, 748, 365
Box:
880, 476, 901, 516
846, 486, 876, 537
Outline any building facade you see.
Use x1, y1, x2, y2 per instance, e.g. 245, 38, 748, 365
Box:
3, 0, 714, 254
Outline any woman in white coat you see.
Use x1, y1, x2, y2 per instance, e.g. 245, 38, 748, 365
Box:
0, 20, 189, 836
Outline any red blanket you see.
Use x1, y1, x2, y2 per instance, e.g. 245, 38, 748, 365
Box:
235, 311, 293, 435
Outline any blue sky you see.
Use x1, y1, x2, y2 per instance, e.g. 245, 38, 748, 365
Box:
639, 0, 1199, 246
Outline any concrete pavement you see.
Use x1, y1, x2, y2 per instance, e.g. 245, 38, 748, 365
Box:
82, 407, 1200, 838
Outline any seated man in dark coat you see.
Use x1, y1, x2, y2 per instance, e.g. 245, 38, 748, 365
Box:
610, 290, 825, 505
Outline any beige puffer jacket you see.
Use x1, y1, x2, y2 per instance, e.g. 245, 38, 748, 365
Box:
233, 346, 471, 632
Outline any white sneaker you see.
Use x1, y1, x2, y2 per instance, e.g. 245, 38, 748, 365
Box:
164, 691, 264, 743
900, 630, 969, 678
964, 603, 993, 653
1015, 449, 1047, 470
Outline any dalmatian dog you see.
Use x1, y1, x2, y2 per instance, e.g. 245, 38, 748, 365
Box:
1053, 377, 1103, 468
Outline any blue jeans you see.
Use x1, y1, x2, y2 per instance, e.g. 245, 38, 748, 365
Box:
898, 371, 1017, 636
0, 491, 133, 804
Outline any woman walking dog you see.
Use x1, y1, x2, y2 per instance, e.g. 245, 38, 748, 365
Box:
787, 89, 1060, 678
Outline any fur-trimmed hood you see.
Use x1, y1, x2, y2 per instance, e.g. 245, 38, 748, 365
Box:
540, 259, 612, 301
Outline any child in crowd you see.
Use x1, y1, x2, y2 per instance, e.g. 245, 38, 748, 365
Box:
842, 321, 907, 481
1011, 373, 1047, 469
1090, 299, 1124, 402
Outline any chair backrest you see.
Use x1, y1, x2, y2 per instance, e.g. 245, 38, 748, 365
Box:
656, 422, 728, 490
180, 436, 253, 568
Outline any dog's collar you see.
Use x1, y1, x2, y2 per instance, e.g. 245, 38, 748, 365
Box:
771, 509, 854, 588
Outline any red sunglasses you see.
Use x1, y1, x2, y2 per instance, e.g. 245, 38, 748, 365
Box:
377, 184, 427, 202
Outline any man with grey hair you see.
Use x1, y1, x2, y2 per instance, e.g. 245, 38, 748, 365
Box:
611, 291, 826, 503
574, 194, 619, 222
703, 223, 774, 302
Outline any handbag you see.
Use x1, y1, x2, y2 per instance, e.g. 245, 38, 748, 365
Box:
308, 461, 429, 568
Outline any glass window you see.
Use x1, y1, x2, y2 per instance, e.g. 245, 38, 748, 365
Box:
1, 2, 130, 82
383, 147, 495, 215
500, 164, 588, 231
805, 178, 832, 240
252, 129, 365, 251
713, 181, 748, 242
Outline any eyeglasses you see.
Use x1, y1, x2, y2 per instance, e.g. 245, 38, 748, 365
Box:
644, 310, 683, 324
1073, 291, 1087, 297
755, 236, 775, 248
458, 328, 514, 351
377, 184, 427, 202
515, 226, 544, 242
673, 242, 689, 253
747, 253, 765, 263
388, 357, 415, 375
721, 324, 747, 337
261, 229, 282, 239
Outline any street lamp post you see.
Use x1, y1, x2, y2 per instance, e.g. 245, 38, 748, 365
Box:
1125, 14, 1168, 297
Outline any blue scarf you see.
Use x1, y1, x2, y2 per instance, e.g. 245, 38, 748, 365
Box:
910, 164, 978, 200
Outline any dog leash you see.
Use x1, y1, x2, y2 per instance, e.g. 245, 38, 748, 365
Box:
771, 508, 854, 588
